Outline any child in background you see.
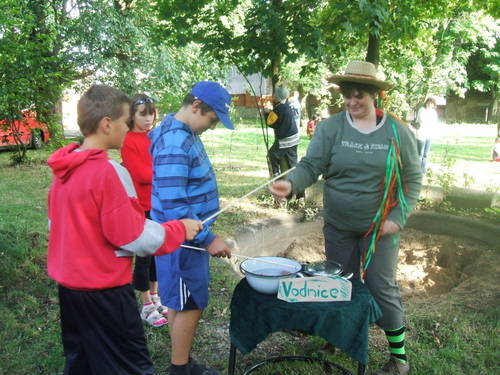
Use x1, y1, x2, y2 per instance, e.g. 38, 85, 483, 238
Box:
306, 114, 320, 138
47, 84, 202, 375
491, 137, 500, 162
121, 94, 168, 327
416, 97, 439, 173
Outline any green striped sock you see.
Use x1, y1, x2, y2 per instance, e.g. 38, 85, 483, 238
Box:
385, 326, 407, 363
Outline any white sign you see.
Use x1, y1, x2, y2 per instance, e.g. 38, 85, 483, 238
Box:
277, 276, 352, 303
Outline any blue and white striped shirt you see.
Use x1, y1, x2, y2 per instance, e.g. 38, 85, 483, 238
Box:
149, 115, 218, 248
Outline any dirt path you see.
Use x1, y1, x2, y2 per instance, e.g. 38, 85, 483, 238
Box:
280, 228, 500, 304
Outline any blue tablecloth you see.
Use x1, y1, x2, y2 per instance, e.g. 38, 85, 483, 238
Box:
229, 278, 382, 365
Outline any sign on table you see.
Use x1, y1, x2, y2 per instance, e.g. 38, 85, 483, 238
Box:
278, 276, 352, 302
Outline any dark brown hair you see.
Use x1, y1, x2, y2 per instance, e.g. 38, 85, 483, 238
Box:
77, 85, 129, 136
424, 97, 437, 107
182, 93, 213, 115
339, 81, 379, 98
127, 94, 157, 130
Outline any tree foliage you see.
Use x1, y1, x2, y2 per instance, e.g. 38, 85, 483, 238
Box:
318, 1, 499, 119
155, 0, 324, 87
0, 0, 70, 162
0, 0, 227, 163
1, 0, 498, 166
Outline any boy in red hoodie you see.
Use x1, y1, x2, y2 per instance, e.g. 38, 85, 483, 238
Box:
47, 84, 202, 375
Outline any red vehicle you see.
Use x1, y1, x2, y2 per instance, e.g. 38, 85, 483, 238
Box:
0, 110, 50, 149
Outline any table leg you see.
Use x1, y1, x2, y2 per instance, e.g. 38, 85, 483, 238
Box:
228, 343, 237, 375
358, 362, 366, 375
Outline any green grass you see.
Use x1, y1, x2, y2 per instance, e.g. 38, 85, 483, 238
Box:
0, 125, 498, 374
429, 136, 493, 163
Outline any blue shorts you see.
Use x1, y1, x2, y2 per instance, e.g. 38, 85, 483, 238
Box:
155, 246, 210, 311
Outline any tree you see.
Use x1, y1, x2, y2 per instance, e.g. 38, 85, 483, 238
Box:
155, 0, 324, 86
0, 0, 70, 163
317, 1, 499, 122
0, 0, 226, 163
154, 0, 327, 174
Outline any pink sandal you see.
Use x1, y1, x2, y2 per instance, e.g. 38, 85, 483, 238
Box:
151, 294, 168, 318
141, 303, 167, 327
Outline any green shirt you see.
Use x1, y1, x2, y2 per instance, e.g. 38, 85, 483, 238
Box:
289, 111, 422, 232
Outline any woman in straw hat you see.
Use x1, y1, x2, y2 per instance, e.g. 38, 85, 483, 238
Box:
270, 61, 422, 375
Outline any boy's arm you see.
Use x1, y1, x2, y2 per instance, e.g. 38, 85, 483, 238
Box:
121, 218, 186, 256
152, 145, 216, 248
100, 160, 187, 256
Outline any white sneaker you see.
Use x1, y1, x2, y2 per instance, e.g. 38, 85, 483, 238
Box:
141, 304, 167, 327
151, 294, 168, 317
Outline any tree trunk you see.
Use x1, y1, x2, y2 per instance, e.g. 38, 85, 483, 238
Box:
271, 0, 283, 93
271, 54, 281, 94
366, 31, 380, 67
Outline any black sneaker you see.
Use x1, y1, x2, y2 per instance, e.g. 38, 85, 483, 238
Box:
186, 361, 220, 375
373, 356, 410, 375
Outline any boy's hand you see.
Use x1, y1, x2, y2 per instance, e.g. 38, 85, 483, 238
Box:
207, 236, 232, 258
180, 219, 203, 240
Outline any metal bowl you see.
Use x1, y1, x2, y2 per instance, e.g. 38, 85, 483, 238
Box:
301, 260, 343, 277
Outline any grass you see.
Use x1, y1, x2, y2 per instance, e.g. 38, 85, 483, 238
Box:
429, 136, 493, 163
0, 123, 498, 374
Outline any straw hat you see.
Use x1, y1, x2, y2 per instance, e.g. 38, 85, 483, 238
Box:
329, 61, 393, 90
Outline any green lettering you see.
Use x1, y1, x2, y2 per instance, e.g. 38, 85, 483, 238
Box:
330, 288, 339, 298
281, 281, 293, 297
300, 281, 308, 297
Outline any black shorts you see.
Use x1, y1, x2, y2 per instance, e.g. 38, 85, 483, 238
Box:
182, 294, 201, 311
58, 284, 154, 375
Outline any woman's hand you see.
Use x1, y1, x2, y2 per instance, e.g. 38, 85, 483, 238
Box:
269, 180, 292, 201
381, 220, 400, 236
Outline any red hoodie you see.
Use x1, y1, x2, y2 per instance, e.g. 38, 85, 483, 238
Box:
47, 143, 186, 290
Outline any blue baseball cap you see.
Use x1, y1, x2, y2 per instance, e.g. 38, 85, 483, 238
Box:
191, 81, 235, 130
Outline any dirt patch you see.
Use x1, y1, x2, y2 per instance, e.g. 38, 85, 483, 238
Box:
276, 228, 499, 303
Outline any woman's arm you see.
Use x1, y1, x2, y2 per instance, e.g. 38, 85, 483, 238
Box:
288, 117, 338, 193
387, 122, 423, 228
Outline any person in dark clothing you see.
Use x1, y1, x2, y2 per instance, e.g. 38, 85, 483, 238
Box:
267, 86, 300, 178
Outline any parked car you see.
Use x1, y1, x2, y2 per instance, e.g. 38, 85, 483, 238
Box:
0, 110, 50, 149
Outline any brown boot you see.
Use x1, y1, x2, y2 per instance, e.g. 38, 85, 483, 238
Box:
373, 356, 410, 375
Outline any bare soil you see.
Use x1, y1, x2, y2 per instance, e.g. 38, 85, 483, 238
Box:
278, 228, 500, 304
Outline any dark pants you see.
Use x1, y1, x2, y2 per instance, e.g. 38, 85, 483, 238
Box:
268, 142, 298, 176
58, 284, 154, 375
323, 222, 404, 330
133, 256, 157, 292
133, 211, 157, 292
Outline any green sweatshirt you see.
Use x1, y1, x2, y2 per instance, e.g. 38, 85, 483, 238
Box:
288, 111, 422, 232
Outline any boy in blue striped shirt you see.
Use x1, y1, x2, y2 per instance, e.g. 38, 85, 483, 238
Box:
149, 81, 233, 375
